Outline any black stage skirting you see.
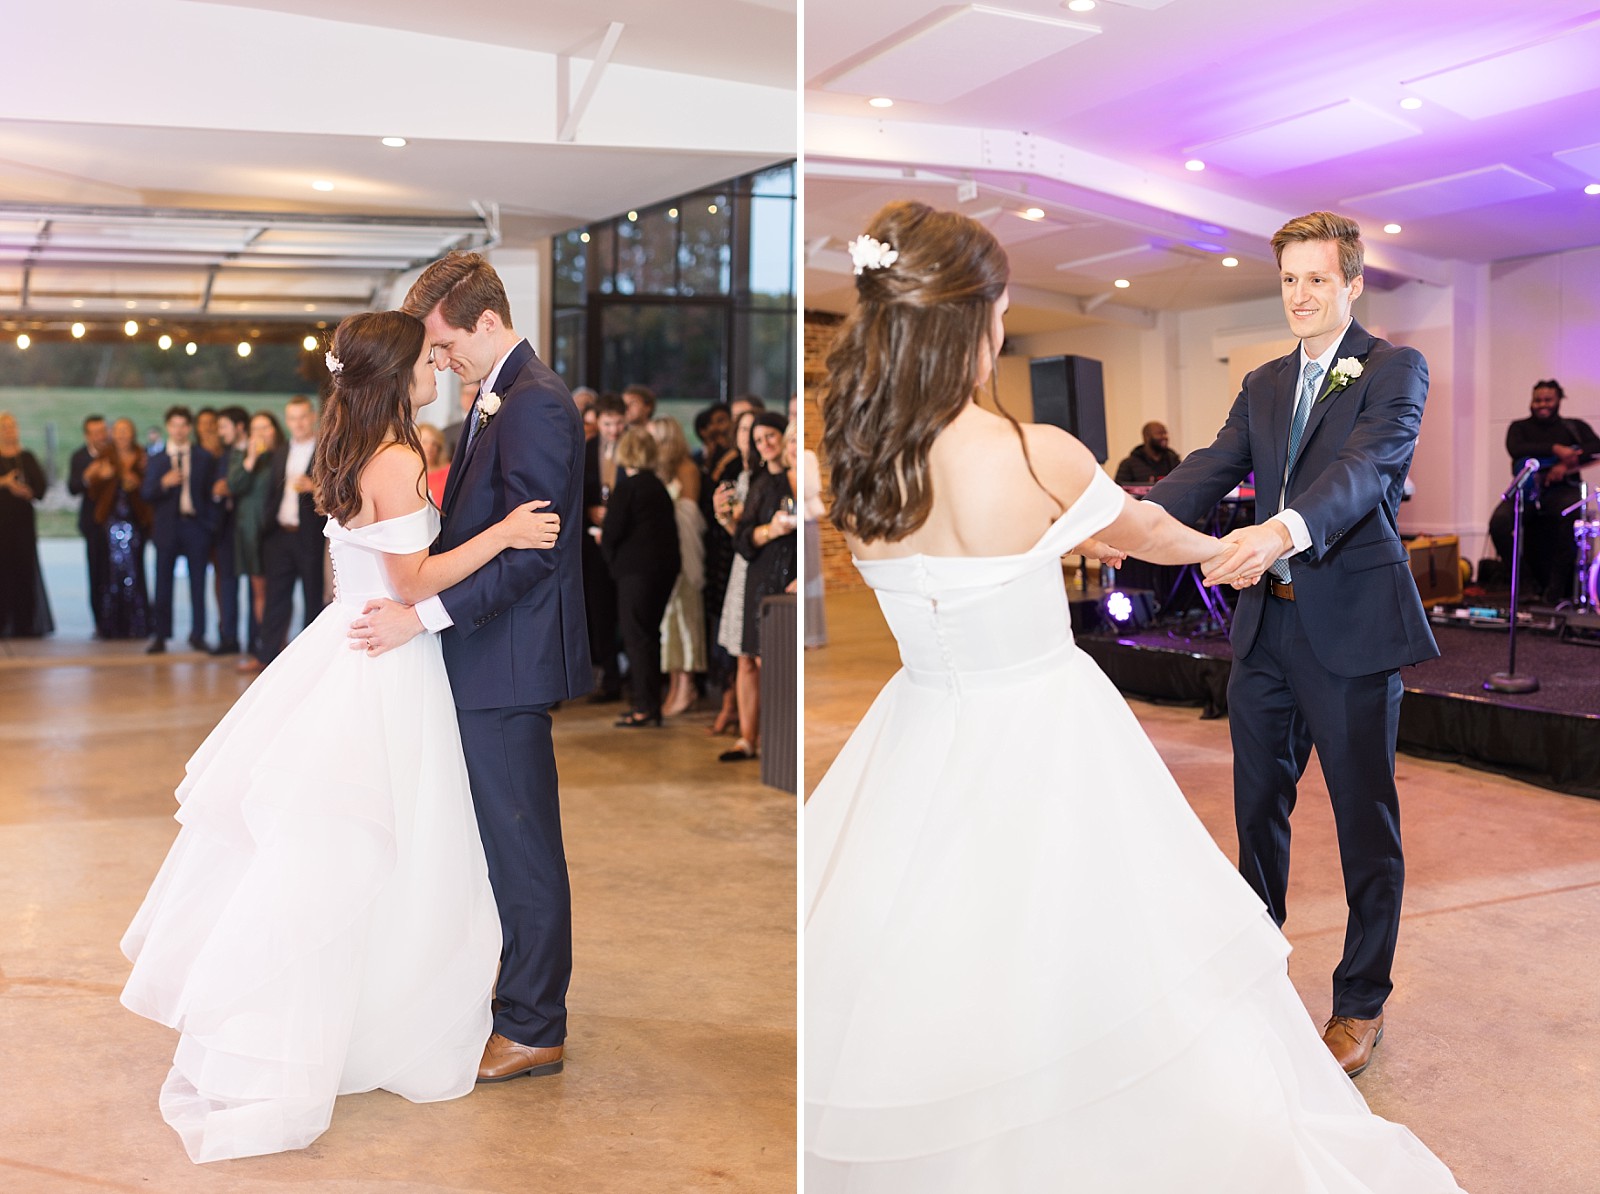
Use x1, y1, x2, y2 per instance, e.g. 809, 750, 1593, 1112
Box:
1079, 623, 1600, 800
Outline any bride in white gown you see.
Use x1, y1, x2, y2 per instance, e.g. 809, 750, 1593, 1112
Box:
805, 202, 1466, 1192
121, 310, 561, 1163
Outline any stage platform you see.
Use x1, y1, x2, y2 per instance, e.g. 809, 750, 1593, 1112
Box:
1078, 619, 1600, 800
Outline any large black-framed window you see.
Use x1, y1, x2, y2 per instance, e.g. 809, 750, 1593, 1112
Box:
549, 161, 796, 407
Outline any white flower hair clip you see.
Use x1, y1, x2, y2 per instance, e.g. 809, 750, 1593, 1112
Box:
848, 234, 899, 276
325, 351, 343, 375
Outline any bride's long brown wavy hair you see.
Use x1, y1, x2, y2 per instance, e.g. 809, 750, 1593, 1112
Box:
313, 310, 427, 524
820, 201, 1048, 543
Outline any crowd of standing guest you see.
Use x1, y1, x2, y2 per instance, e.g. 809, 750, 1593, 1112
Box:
576, 386, 797, 764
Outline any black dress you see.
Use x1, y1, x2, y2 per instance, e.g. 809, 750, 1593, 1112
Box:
602, 469, 682, 719
734, 468, 797, 658
0, 450, 53, 637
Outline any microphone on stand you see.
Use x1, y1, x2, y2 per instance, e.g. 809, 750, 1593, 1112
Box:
1500, 458, 1540, 503
1486, 462, 1541, 694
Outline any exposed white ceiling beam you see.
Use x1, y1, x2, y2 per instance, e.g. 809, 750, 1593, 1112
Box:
559, 22, 626, 143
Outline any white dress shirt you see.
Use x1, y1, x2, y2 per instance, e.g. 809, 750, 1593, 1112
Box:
1269, 321, 1351, 560
415, 340, 526, 633
279, 437, 316, 529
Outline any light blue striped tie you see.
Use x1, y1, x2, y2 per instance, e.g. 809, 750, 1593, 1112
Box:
1269, 361, 1322, 584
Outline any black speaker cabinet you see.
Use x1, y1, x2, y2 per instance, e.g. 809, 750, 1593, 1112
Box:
1029, 355, 1108, 463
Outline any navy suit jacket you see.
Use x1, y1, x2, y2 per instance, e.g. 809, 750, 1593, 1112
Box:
435, 340, 593, 709
1146, 318, 1438, 677
141, 444, 219, 548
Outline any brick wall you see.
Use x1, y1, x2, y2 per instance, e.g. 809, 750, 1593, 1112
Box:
802, 310, 865, 593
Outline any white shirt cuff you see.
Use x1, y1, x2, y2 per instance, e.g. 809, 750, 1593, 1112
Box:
414, 595, 453, 632
1268, 510, 1311, 557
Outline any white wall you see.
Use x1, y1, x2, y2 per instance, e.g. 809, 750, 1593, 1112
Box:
1008, 243, 1600, 566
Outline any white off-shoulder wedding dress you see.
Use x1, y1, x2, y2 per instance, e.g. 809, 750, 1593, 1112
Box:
805, 468, 1465, 1192
121, 506, 500, 1163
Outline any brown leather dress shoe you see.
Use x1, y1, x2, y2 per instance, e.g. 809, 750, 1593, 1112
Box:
1322, 1012, 1384, 1077
476, 1032, 564, 1083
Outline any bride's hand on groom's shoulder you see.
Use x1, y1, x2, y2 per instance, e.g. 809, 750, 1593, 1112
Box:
503, 499, 560, 550
349, 598, 423, 657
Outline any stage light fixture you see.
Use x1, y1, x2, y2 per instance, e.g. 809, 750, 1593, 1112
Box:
1022, 207, 1045, 220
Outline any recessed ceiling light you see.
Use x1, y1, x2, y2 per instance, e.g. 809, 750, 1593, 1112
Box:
312, 180, 335, 192
303, 335, 318, 351
185, 341, 197, 355
1399, 97, 1423, 110
668, 208, 679, 219
708, 203, 718, 214
304, 304, 317, 312
237, 342, 252, 358
71, 298, 84, 308
1185, 159, 1206, 171
381, 136, 407, 148
1383, 223, 1402, 234
580, 231, 591, 243
16, 334, 30, 350
1113, 278, 1131, 289
1066, 0, 1096, 10
1021, 207, 1046, 220
1586, 183, 1600, 195
157, 334, 173, 351
1222, 257, 1239, 268
123, 320, 139, 336
158, 301, 170, 310
868, 97, 894, 108
71, 322, 86, 339
627, 210, 638, 222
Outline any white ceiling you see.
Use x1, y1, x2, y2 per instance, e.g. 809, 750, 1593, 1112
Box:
805, 0, 1600, 325
0, 0, 796, 330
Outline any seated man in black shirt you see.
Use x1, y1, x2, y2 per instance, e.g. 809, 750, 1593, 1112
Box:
1114, 422, 1182, 486
1488, 378, 1600, 603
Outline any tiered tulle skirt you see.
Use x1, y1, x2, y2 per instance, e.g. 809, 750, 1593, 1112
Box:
805, 645, 1465, 1192
121, 601, 501, 1162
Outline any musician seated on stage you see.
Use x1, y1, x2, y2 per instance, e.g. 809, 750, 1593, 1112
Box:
1488, 378, 1600, 603
1114, 422, 1182, 485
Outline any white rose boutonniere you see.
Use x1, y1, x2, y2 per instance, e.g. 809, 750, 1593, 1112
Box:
1321, 357, 1364, 402
476, 392, 502, 431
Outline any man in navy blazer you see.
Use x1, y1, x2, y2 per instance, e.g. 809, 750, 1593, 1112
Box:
353, 253, 591, 1083
141, 405, 219, 654
1147, 212, 1437, 1079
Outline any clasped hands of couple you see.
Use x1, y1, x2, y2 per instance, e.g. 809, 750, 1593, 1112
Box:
1078, 521, 1293, 590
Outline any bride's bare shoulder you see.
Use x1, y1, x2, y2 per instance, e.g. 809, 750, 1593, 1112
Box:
353, 442, 427, 525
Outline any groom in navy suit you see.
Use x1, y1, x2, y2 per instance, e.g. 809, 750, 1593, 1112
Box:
353, 253, 592, 1081
1147, 212, 1437, 1078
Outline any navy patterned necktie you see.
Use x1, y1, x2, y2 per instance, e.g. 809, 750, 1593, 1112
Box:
1269, 361, 1323, 583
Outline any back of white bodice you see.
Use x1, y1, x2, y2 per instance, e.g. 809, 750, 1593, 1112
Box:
324, 506, 440, 607
855, 469, 1124, 685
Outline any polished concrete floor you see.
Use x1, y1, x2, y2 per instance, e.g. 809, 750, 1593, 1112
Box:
805, 587, 1600, 1194
0, 635, 795, 1192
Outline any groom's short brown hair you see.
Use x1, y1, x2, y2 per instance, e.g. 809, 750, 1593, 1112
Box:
402, 251, 514, 332
1271, 211, 1364, 285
